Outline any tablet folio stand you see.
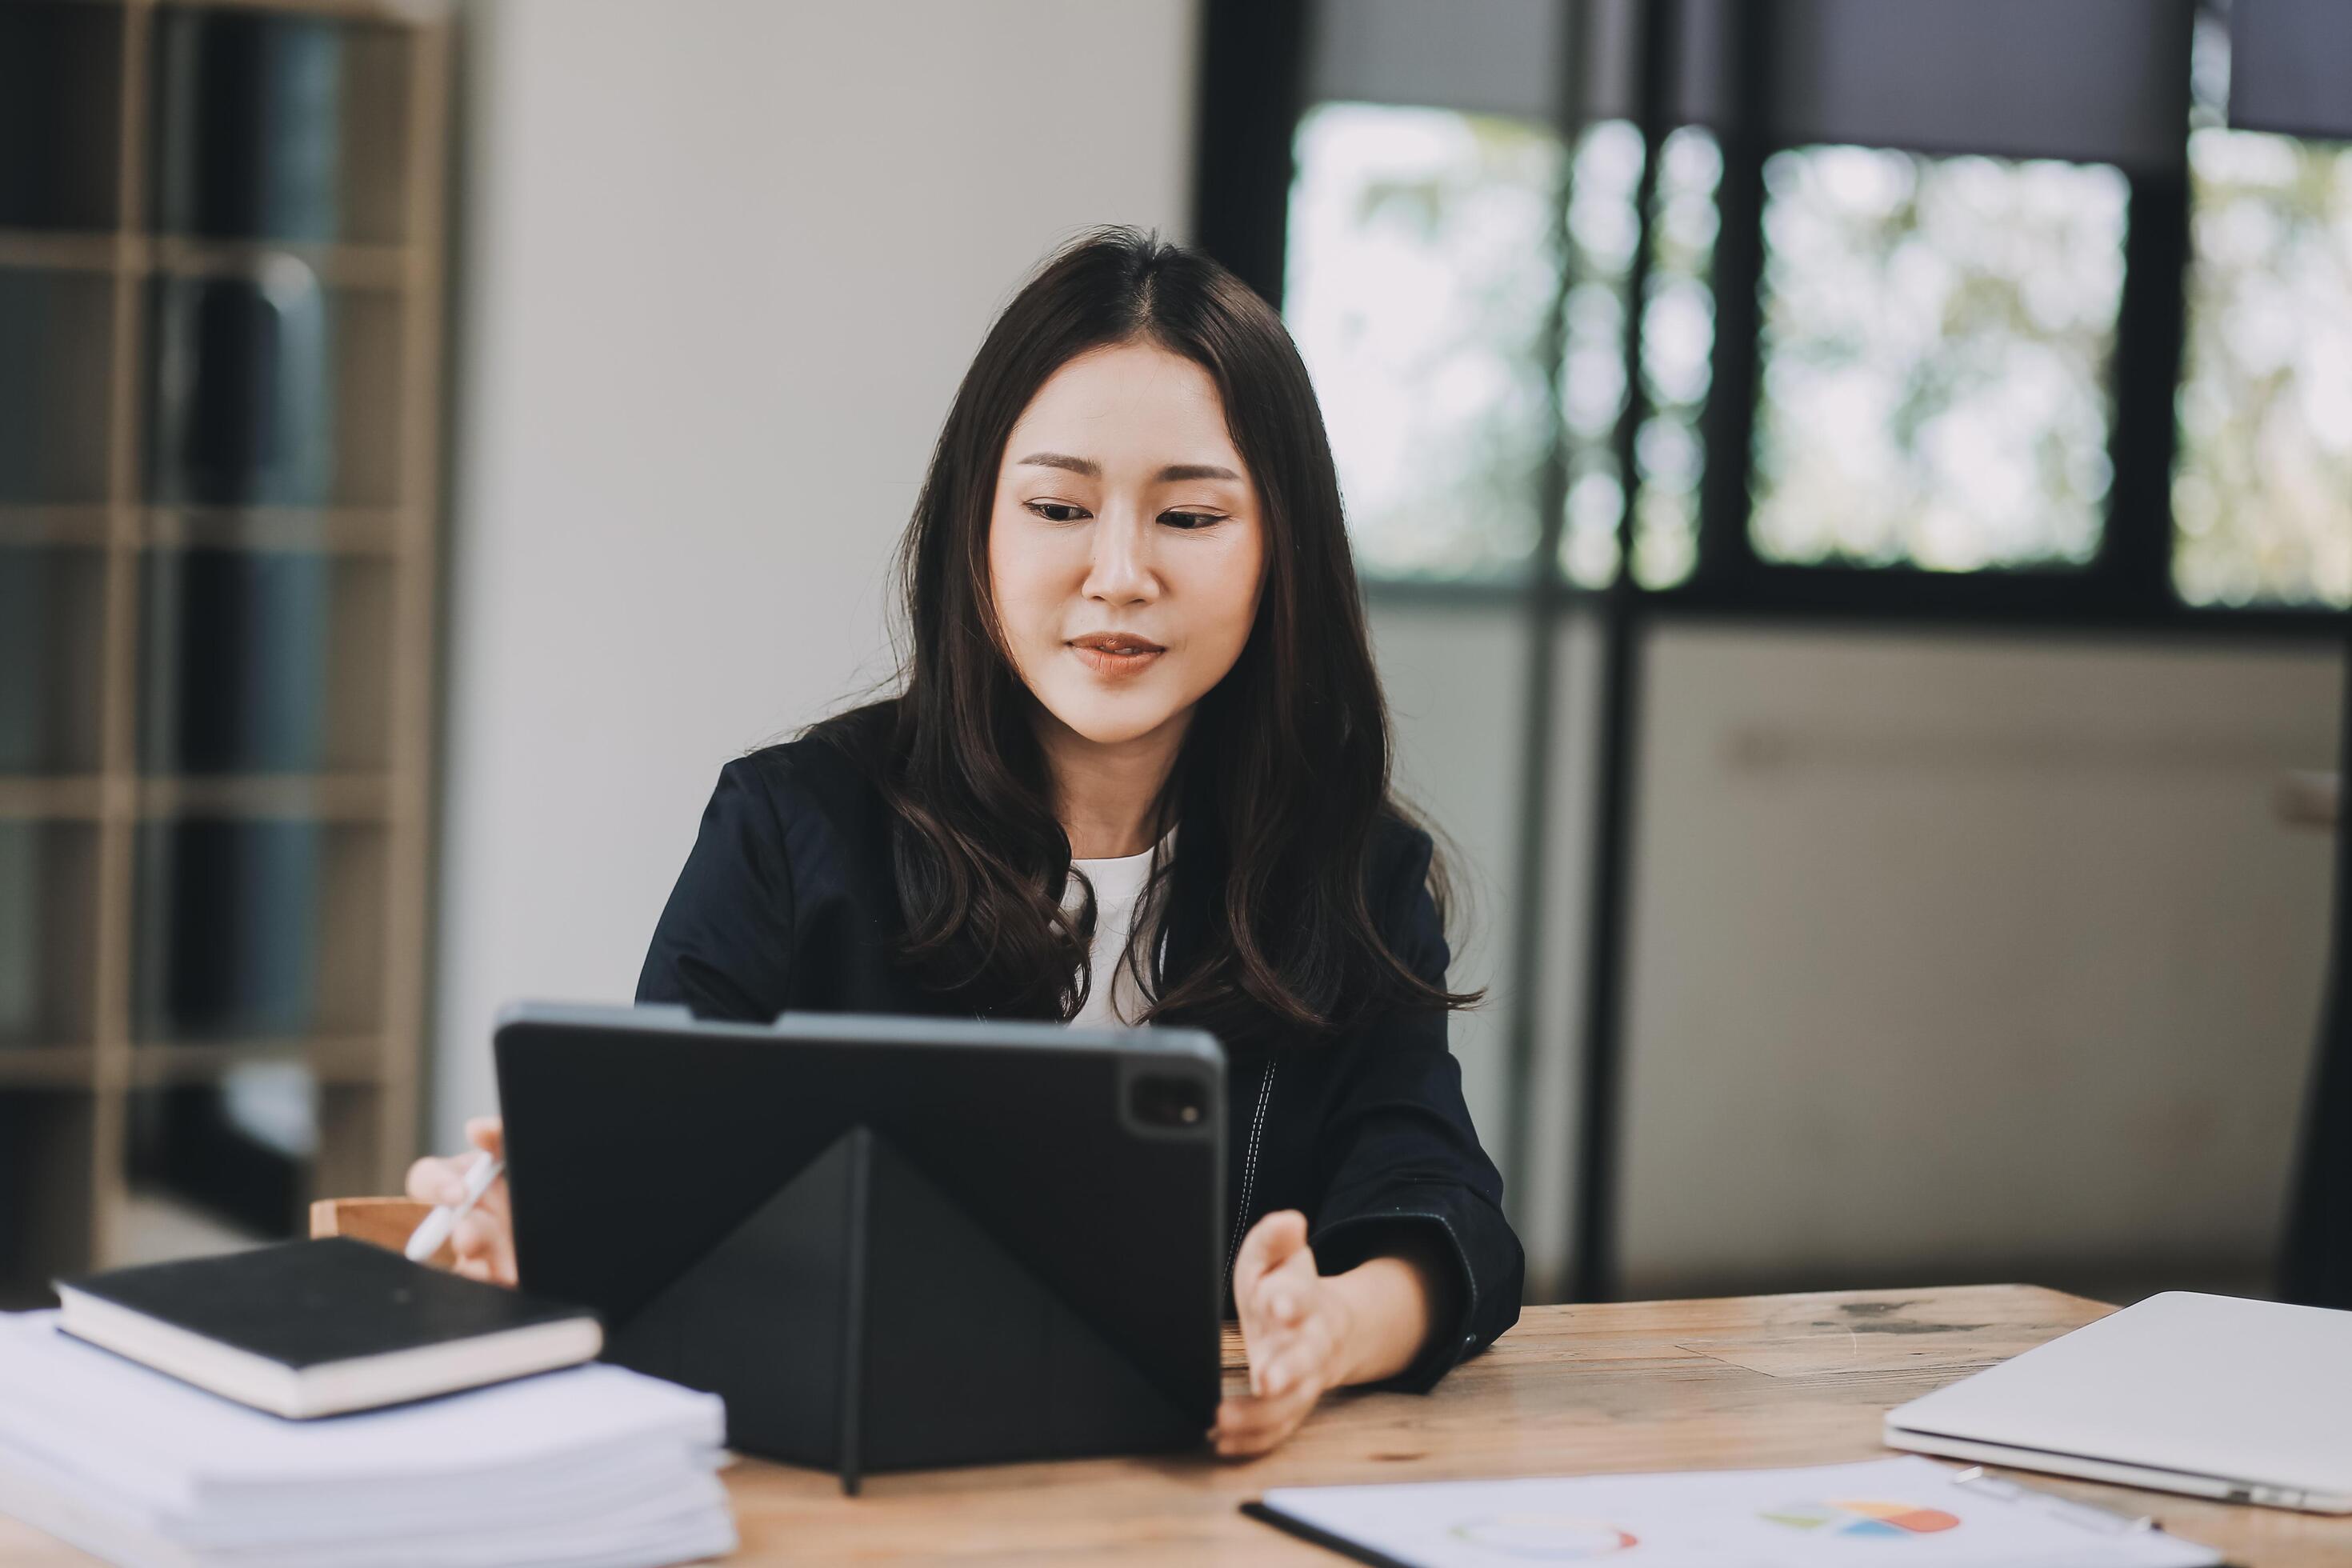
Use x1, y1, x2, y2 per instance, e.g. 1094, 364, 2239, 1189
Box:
601, 1124, 1198, 1494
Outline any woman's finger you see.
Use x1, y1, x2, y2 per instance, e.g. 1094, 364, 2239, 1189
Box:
450, 1199, 518, 1286
457, 1148, 512, 1223
1220, 1284, 1338, 1450
1233, 1210, 1308, 1298
453, 1210, 502, 1259
1266, 1303, 1342, 1396
1258, 1338, 1311, 1398
1246, 1320, 1289, 1395
1211, 1402, 1277, 1454
402, 1155, 465, 1207
1246, 1327, 1320, 1398
1251, 1278, 1299, 1328
1251, 1254, 1314, 1325
402, 1156, 437, 1204
1230, 1213, 1306, 1314
1210, 1383, 1318, 1456
1247, 1247, 1319, 1339
473, 1173, 511, 1223
454, 1149, 510, 1214
1214, 1413, 1286, 1456
1242, 1273, 1327, 1394
1261, 1326, 1335, 1400
403, 1136, 506, 1210
1238, 1224, 1317, 1358
464, 1116, 505, 1158
486, 1206, 518, 1285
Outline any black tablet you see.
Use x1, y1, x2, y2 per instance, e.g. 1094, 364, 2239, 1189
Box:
493, 1002, 1225, 1485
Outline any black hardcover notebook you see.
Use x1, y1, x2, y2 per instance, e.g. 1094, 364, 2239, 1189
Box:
55, 1237, 602, 1418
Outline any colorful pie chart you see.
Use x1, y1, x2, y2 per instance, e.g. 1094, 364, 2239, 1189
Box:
1451, 1513, 1640, 1558
1761, 1498, 1963, 1538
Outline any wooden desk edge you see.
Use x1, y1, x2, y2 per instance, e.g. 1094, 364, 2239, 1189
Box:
5, 1283, 2341, 1568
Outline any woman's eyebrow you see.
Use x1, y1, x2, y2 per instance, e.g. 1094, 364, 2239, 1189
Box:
1017, 452, 1099, 477
1015, 453, 1241, 484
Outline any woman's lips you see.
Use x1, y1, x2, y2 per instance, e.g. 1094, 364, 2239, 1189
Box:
1067, 634, 1165, 678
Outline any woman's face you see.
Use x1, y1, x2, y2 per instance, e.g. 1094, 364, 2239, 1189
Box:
988, 340, 1266, 750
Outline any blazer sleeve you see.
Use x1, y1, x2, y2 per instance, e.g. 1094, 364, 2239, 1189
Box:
1306, 829, 1525, 1392
635, 756, 798, 1023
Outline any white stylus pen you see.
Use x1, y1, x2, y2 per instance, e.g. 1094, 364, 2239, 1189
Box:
403, 1154, 506, 1262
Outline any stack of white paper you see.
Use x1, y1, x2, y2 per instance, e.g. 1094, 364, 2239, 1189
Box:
0, 1310, 737, 1568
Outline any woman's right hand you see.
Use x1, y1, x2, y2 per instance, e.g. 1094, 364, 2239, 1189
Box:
403, 1116, 515, 1286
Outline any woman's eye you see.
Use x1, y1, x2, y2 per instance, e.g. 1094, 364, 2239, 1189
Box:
1160, 510, 1223, 530
1025, 501, 1088, 523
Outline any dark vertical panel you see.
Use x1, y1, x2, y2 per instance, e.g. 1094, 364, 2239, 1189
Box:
1689, 0, 1769, 594
2283, 650, 2352, 1308
0, 1, 123, 231
2099, 173, 2191, 605
1569, 605, 1645, 1301
2230, 0, 2352, 139
1584, 0, 1727, 124
1611, 0, 2195, 167
1766, 0, 2194, 169
1190, 0, 1309, 307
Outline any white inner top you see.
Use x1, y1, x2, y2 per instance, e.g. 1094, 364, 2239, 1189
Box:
1063, 830, 1173, 1028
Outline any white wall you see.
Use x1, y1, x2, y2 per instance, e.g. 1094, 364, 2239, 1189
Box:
430, 0, 1200, 1149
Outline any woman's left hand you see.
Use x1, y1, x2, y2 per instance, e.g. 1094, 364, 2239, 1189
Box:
1213, 1209, 1353, 1457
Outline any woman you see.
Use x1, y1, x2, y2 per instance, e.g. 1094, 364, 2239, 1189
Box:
410, 227, 1522, 1457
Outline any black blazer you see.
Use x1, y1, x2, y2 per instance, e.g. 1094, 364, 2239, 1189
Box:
634, 722, 1524, 1392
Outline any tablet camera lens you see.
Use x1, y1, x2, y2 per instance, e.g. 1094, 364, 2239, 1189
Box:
1130, 1074, 1206, 1130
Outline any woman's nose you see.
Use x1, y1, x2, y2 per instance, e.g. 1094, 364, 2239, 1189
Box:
1082, 511, 1158, 603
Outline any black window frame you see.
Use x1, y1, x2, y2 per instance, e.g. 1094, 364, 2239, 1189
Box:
1198, 0, 2351, 642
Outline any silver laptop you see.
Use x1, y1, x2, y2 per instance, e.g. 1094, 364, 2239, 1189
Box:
1885, 1291, 2352, 1514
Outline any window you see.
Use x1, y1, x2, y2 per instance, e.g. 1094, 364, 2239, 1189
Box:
1629, 125, 1720, 590
1554, 119, 1719, 591
1747, 146, 2129, 574
1558, 119, 1644, 588
1255, 0, 2346, 626
1284, 102, 1562, 582
2170, 14, 2352, 608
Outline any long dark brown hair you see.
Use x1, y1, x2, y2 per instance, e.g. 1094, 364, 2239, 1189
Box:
812, 226, 1476, 1047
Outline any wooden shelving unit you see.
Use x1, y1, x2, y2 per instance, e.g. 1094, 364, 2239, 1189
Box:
0, 0, 448, 1303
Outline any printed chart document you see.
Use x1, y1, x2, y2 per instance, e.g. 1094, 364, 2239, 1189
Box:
1246, 1456, 2223, 1568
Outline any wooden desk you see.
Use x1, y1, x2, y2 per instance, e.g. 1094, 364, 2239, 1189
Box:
5, 1285, 2346, 1564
